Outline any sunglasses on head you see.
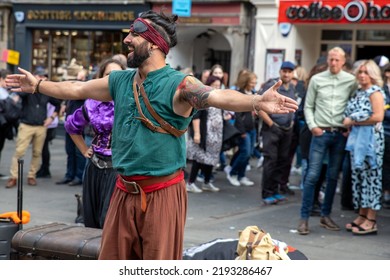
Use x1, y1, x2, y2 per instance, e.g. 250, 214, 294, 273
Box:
130, 20, 148, 33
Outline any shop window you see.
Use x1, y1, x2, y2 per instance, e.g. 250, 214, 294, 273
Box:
71, 31, 91, 70
32, 30, 50, 73
320, 44, 351, 54
320, 44, 352, 61
321, 30, 352, 41
52, 31, 70, 81
357, 30, 390, 41
32, 29, 125, 81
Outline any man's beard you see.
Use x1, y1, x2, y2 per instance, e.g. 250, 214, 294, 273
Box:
127, 41, 150, 68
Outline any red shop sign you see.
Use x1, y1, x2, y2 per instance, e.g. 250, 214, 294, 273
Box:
278, 0, 390, 24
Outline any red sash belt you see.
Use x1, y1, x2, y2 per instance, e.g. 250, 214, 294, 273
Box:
116, 170, 183, 212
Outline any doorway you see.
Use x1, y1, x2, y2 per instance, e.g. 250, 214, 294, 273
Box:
355, 45, 390, 62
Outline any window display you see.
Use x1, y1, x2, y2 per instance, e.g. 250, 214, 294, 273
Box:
32, 29, 126, 80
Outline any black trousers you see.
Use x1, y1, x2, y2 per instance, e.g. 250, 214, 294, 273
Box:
188, 160, 213, 184
83, 158, 117, 229
382, 135, 390, 193
0, 124, 14, 165
38, 127, 56, 175
280, 123, 300, 186
0, 128, 6, 163
261, 124, 293, 198
340, 151, 353, 209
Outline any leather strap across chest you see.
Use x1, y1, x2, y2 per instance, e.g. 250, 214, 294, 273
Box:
132, 73, 187, 137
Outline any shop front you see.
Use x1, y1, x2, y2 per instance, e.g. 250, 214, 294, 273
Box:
0, 1, 12, 70
10, 1, 254, 85
251, 0, 390, 82
12, 3, 150, 80
152, 1, 255, 86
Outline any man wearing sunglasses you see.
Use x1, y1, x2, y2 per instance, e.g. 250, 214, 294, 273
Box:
6, 10, 298, 260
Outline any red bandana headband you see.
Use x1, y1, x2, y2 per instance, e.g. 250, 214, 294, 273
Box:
130, 18, 170, 55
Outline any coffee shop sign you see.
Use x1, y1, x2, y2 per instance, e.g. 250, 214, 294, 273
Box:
278, 0, 390, 23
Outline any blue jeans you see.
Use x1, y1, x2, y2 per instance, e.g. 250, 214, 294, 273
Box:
82, 135, 94, 181
300, 158, 308, 190
219, 151, 226, 166
230, 132, 252, 180
300, 131, 346, 219
65, 133, 86, 181
248, 129, 262, 159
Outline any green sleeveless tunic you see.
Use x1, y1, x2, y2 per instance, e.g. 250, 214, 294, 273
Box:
109, 65, 194, 176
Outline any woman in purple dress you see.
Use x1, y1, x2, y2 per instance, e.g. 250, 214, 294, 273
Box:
65, 58, 126, 228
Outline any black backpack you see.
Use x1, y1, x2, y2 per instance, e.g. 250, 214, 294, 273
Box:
0, 97, 22, 125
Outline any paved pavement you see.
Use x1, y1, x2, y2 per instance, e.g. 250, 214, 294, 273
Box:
1, 131, 390, 260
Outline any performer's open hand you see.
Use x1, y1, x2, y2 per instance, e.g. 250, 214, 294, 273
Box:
5, 67, 37, 94
256, 80, 298, 114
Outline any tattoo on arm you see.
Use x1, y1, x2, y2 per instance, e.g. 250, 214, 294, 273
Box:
178, 76, 213, 109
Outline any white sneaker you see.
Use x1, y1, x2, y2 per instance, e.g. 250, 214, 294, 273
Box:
240, 177, 254, 186
202, 182, 220, 192
223, 165, 232, 176
290, 166, 302, 175
227, 174, 241, 187
186, 182, 203, 193
256, 156, 264, 168
196, 174, 215, 183
196, 174, 204, 183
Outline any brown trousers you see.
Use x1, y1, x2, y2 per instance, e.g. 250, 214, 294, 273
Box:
98, 179, 187, 260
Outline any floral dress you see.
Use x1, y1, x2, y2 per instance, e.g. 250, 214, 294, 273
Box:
344, 85, 385, 210
186, 107, 223, 166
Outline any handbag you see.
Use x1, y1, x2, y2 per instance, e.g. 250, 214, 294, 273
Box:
236, 225, 290, 260
222, 120, 241, 151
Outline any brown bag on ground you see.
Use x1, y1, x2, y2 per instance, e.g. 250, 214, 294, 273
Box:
236, 225, 290, 260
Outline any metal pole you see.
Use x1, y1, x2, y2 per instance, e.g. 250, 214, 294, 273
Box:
17, 159, 23, 230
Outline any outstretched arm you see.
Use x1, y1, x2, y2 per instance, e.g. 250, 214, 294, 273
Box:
5, 67, 112, 102
173, 76, 298, 117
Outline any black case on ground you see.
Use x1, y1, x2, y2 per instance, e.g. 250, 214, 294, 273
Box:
11, 222, 102, 260
0, 159, 24, 260
0, 222, 19, 260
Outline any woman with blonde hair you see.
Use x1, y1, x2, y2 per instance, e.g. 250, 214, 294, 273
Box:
231, 68, 250, 90
294, 66, 308, 82
343, 59, 385, 235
